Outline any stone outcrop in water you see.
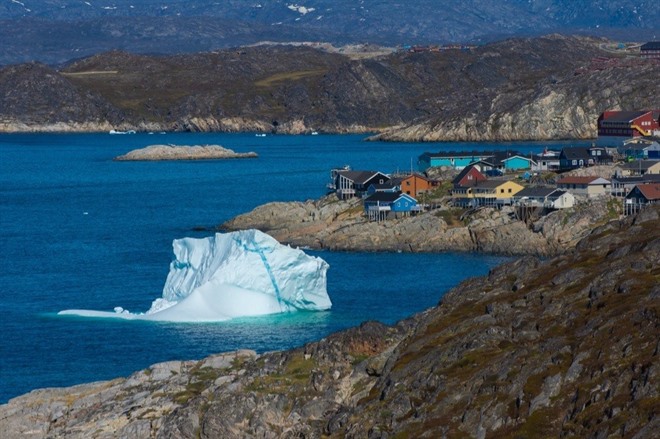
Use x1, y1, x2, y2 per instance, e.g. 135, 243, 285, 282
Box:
114, 144, 257, 161
1, 207, 657, 438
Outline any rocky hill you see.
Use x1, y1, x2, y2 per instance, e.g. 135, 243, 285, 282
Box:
1, 35, 658, 141
1, 206, 657, 438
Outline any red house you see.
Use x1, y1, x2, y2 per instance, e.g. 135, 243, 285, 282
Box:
598, 110, 660, 138
451, 165, 487, 188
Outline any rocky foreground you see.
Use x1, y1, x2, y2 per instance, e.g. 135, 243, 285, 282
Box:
114, 144, 257, 161
1, 207, 657, 438
220, 194, 618, 257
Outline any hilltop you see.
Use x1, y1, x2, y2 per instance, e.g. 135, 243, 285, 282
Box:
1, 35, 658, 141
1, 207, 657, 438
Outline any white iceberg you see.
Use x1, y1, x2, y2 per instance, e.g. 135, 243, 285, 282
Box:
59, 230, 331, 322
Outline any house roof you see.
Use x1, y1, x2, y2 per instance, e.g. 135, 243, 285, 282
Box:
364, 192, 417, 203
402, 173, 432, 182
635, 183, 660, 201
473, 180, 509, 189
557, 176, 610, 185
620, 160, 660, 171
547, 189, 569, 200
502, 155, 534, 162
514, 186, 557, 198
560, 147, 592, 160
338, 170, 387, 184
601, 111, 650, 123
641, 42, 660, 51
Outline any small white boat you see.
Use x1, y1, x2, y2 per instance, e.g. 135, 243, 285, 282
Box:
255, 133, 267, 137
311, 131, 319, 135
109, 129, 136, 135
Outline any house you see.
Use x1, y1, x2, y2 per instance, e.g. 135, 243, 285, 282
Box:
514, 187, 575, 209
624, 183, 660, 215
451, 165, 487, 188
334, 170, 390, 199
400, 173, 437, 198
546, 190, 575, 209
640, 42, 660, 59
531, 150, 561, 172
501, 155, 536, 171
556, 176, 611, 198
363, 192, 419, 221
610, 174, 660, 197
616, 160, 660, 177
472, 180, 524, 206
418, 151, 495, 171
453, 179, 524, 207
620, 138, 660, 160
559, 146, 611, 170
598, 110, 660, 138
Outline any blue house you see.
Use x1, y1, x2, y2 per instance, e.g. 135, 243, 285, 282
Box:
418, 151, 495, 171
501, 155, 536, 171
364, 193, 419, 221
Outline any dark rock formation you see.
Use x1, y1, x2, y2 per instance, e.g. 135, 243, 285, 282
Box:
2, 207, 657, 438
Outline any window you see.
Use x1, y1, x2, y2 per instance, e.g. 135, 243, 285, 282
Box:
500, 189, 504, 193
572, 160, 577, 166
406, 181, 411, 186
468, 175, 473, 180
508, 188, 512, 193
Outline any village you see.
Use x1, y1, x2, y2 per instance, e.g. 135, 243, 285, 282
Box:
327, 109, 660, 221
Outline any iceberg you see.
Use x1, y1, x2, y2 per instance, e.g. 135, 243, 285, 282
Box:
59, 230, 331, 322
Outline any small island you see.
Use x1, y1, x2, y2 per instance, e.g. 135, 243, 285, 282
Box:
114, 144, 258, 161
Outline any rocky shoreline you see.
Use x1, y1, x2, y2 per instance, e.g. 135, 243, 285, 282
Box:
219, 194, 617, 257
114, 144, 257, 161
2, 207, 657, 438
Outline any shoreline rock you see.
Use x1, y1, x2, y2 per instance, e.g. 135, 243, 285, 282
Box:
219, 194, 617, 256
114, 144, 258, 161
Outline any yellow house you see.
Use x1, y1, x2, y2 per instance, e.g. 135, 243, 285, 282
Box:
453, 179, 524, 207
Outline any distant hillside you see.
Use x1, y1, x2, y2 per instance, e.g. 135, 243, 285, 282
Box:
0, 0, 658, 65
1, 35, 658, 141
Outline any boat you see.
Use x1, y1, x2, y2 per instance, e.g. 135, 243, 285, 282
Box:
255, 133, 267, 137
109, 129, 136, 135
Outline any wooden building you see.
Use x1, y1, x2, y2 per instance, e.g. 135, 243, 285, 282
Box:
624, 183, 660, 215
557, 176, 611, 198
598, 110, 660, 138
400, 173, 437, 198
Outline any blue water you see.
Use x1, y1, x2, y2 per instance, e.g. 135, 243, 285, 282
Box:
0, 133, 591, 403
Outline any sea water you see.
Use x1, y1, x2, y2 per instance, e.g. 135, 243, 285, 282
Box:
0, 133, 590, 403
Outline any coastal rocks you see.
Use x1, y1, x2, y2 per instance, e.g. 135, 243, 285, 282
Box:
220, 195, 613, 256
114, 144, 257, 161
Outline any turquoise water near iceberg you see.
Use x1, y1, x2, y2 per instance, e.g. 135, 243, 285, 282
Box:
0, 133, 591, 403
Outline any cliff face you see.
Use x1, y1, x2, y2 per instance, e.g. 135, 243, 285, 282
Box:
1, 36, 658, 140
1, 207, 657, 438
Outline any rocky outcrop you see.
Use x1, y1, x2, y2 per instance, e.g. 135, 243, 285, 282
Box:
2, 207, 657, 438
220, 194, 617, 256
114, 144, 257, 161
